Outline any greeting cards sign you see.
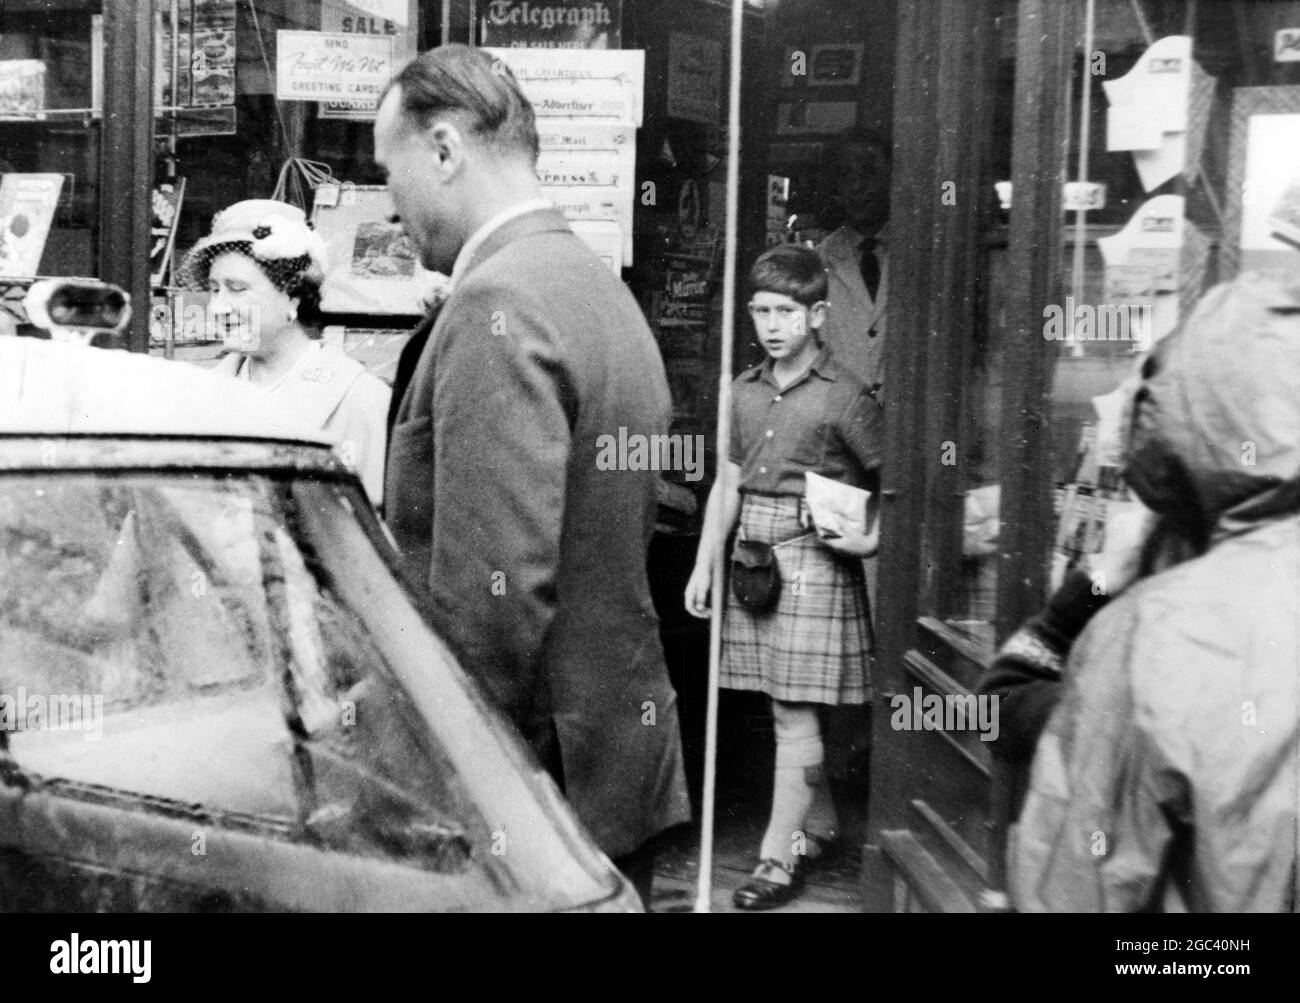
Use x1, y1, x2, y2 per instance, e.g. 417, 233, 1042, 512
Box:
276, 31, 395, 107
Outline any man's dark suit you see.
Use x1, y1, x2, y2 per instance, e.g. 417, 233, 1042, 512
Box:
385, 208, 690, 859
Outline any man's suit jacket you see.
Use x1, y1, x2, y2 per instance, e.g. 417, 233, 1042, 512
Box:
818, 224, 888, 392
385, 208, 690, 859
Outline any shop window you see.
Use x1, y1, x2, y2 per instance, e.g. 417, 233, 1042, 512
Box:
930, 0, 1300, 646
0, 1, 103, 283
1038, 0, 1300, 622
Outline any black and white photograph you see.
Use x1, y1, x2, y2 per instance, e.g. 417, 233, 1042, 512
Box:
1, 0, 1297, 982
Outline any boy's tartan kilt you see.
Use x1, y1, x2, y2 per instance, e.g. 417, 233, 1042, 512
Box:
721, 493, 872, 706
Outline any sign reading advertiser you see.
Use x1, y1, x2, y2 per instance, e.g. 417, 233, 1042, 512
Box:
480, 1, 621, 49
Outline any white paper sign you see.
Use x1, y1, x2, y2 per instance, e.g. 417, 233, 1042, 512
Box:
1063, 181, 1107, 211
1275, 28, 1300, 61
484, 47, 644, 127
1097, 194, 1188, 345
1106, 105, 1162, 151
1103, 35, 1205, 190
487, 47, 644, 264
275, 31, 395, 105
570, 219, 623, 273
1102, 35, 1191, 133
1241, 113, 1300, 273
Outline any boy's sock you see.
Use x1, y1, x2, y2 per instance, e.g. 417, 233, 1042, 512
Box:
757, 701, 822, 878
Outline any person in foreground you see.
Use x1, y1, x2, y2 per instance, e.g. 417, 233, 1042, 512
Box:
685, 245, 882, 910
374, 44, 690, 902
1009, 272, 1300, 912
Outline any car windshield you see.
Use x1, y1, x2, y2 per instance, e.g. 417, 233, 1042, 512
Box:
0, 471, 480, 870
0, 461, 621, 911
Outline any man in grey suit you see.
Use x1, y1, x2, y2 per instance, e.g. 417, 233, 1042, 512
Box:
374, 44, 690, 900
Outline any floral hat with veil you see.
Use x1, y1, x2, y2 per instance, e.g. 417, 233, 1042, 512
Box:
178, 199, 329, 292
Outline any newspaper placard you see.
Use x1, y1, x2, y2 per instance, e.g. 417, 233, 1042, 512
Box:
480, 0, 622, 49
486, 47, 643, 264
484, 47, 643, 126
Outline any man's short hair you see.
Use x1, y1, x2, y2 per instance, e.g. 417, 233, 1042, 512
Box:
384, 44, 539, 163
749, 244, 828, 306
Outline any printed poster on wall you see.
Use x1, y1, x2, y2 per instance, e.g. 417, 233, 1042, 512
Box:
159, 0, 238, 137
93, 4, 237, 136
480, 0, 622, 49
0, 61, 46, 119
319, 0, 418, 120
0, 174, 65, 278
311, 185, 448, 316
667, 32, 721, 125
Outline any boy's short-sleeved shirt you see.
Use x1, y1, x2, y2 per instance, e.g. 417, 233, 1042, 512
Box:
729, 345, 883, 496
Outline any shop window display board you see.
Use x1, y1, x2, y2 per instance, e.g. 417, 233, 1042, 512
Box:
1222, 85, 1300, 281
310, 184, 446, 316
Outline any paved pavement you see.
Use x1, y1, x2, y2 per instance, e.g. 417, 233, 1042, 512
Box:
648, 788, 868, 914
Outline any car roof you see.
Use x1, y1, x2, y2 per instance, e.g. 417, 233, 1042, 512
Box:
0, 336, 331, 443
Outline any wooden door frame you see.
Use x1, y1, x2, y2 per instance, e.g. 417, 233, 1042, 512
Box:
863, 0, 1073, 911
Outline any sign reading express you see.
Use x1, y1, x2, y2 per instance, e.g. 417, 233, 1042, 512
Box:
275, 31, 394, 103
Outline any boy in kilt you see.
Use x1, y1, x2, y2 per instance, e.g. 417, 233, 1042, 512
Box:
685, 244, 883, 909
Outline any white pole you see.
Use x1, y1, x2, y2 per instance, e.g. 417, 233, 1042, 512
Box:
695, 0, 745, 914
1069, 0, 1096, 359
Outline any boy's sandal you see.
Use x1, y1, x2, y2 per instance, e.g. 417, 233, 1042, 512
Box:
732, 857, 806, 911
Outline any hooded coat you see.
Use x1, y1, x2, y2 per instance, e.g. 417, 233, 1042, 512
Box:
1009, 272, 1300, 912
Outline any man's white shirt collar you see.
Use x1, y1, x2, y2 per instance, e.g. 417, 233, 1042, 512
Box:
450, 198, 554, 289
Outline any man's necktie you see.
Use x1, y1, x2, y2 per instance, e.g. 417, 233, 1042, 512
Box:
859, 237, 881, 301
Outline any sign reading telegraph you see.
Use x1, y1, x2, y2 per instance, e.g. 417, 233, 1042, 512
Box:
480, 1, 622, 49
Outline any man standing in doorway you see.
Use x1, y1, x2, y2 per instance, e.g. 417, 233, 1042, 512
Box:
814, 127, 892, 788
816, 127, 892, 396
374, 44, 690, 901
